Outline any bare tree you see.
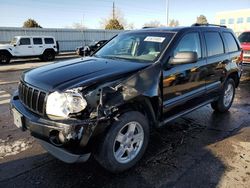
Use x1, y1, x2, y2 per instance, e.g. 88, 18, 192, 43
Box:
143, 20, 165, 28
23, 18, 42, 28
100, 3, 133, 30
196, 15, 208, 24
169, 19, 179, 27
64, 22, 87, 29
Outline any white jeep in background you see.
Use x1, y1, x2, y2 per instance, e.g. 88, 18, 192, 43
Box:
0, 36, 58, 64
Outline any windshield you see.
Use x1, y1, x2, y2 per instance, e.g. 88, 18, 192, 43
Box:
95, 32, 174, 63
238, 32, 250, 43
10, 37, 18, 45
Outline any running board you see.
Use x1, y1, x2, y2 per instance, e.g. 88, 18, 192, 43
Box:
157, 99, 214, 128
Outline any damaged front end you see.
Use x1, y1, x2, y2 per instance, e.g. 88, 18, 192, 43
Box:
11, 62, 162, 163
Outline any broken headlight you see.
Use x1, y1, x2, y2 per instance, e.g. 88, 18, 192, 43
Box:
46, 90, 87, 118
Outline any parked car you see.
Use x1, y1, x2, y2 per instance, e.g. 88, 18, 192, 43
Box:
11, 24, 242, 173
76, 40, 107, 56
238, 31, 250, 63
0, 36, 58, 64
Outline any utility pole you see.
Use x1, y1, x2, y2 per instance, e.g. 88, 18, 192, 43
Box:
82, 13, 85, 46
112, 1, 115, 19
166, 0, 169, 26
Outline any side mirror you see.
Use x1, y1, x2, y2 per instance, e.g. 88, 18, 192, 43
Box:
169, 51, 198, 65
13, 44, 17, 47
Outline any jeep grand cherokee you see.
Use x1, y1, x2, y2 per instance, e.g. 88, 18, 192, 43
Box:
11, 24, 242, 173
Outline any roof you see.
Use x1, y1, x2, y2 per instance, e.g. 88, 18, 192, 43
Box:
14, 36, 56, 38
126, 25, 232, 34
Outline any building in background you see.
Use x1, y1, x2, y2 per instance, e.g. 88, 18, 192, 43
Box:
215, 9, 250, 35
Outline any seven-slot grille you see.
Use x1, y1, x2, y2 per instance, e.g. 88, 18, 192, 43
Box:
18, 82, 47, 115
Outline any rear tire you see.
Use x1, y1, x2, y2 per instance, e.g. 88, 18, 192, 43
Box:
41, 50, 55, 61
0, 52, 11, 64
211, 78, 235, 113
94, 111, 149, 173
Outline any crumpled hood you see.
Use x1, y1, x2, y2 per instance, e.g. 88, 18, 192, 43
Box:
22, 57, 150, 91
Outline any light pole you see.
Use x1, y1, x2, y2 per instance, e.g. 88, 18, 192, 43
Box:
166, 0, 169, 26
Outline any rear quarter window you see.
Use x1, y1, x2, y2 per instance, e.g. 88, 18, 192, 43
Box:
223, 32, 239, 52
44, 38, 55, 44
204, 32, 224, 57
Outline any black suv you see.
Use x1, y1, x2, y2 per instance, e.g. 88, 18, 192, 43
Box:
11, 24, 242, 173
76, 40, 107, 56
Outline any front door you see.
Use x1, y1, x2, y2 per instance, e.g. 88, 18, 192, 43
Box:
14, 38, 33, 56
162, 32, 207, 118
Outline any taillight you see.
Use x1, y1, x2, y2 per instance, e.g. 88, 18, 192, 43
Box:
240, 50, 243, 62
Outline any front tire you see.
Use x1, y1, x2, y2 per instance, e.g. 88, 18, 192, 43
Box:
0, 53, 11, 64
211, 78, 235, 113
94, 111, 149, 173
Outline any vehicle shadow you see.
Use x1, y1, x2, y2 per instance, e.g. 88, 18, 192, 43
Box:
0, 107, 247, 188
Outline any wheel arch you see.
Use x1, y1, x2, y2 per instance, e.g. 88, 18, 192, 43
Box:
114, 96, 159, 128
226, 71, 240, 88
0, 49, 13, 57
42, 48, 56, 55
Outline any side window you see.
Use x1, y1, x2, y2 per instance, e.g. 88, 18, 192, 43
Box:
174, 33, 202, 58
223, 32, 239, 52
44, 38, 54, 44
19, 38, 31, 45
33, 38, 43, 45
204, 32, 224, 57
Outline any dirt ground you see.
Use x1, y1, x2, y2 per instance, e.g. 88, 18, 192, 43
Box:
0, 59, 250, 188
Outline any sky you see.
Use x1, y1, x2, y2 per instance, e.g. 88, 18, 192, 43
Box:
0, 0, 249, 29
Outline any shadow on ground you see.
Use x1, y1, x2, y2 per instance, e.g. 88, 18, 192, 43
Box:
0, 64, 249, 188
0, 108, 248, 188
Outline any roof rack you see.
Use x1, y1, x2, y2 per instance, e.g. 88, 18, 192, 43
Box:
192, 23, 227, 28
142, 26, 155, 29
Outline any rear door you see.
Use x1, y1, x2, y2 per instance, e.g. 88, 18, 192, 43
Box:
162, 32, 207, 117
203, 31, 228, 97
32, 37, 44, 55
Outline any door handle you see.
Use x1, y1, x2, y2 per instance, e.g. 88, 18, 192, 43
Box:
28, 46, 32, 48
39, 46, 43, 48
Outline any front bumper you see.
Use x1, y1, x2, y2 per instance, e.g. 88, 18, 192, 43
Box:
37, 138, 90, 163
10, 92, 99, 163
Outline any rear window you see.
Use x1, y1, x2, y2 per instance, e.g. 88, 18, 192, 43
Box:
44, 38, 54, 44
33, 38, 43, 45
19, 38, 31, 45
204, 32, 224, 57
223, 32, 239, 52
238, 32, 250, 43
